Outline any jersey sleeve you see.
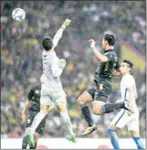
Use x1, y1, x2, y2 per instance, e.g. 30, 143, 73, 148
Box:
51, 60, 63, 78
27, 88, 34, 101
52, 28, 64, 49
114, 59, 120, 70
105, 52, 114, 61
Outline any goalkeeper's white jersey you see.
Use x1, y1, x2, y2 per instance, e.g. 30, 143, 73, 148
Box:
40, 50, 63, 89
120, 74, 138, 113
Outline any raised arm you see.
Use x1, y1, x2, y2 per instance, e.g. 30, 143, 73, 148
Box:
89, 39, 109, 62
52, 19, 71, 49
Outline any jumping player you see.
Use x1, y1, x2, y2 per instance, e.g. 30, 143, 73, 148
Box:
27, 19, 76, 148
78, 31, 131, 136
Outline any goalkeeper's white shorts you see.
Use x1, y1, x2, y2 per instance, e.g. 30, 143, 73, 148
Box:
40, 83, 66, 106
109, 109, 139, 131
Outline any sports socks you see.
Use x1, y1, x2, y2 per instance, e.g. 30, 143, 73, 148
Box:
60, 111, 74, 135
22, 135, 37, 149
30, 112, 45, 134
107, 129, 120, 149
133, 137, 144, 149
81, 105, 93, 127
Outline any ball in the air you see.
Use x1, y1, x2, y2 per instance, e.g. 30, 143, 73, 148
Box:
12, 8, 26, 21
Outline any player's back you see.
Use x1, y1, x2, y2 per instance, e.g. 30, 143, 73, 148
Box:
41, 50, 62, 89
120, 74, 138, 113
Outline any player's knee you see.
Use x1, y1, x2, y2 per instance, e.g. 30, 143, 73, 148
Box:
58, 106, 67, 112
107, 128, 115, 135
92, 106, 101, 115
56, 100, 67, 112
131, 131, 140, 137
78, 96, 85, 105
92, 103, 103, 115
40, 105, 48, 115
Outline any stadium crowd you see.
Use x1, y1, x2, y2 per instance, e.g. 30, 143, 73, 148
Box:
1, 1, 146, 138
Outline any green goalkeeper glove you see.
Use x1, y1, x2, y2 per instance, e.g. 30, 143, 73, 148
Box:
61, 19, 72, 30
58, 59, 66, 70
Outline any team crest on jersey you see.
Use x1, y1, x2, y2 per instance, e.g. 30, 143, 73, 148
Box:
99, 84, 103, 90
27, 119, 31, 123
35, 90, 39, 94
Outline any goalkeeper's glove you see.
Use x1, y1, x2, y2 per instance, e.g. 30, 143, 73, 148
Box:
58, 59, 66, 70
61, 19, 71, 30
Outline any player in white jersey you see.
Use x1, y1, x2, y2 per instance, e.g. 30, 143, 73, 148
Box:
107, 59, 144, 149
27, 19, 76, 148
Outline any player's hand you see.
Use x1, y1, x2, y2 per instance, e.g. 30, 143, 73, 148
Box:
61, 19, 72, 29
21, 112, 26, 123
89, 39, 96, 48
58, 59, 66, 70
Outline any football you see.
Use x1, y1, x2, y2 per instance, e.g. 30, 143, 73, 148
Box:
12, 8, 26, 21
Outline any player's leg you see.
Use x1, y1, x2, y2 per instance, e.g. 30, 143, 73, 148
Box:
131, 131, 144, 149
107, 125, 120, 149
107, 110, 128, 149
55, 97, 76, 143
128, 118, 144, 149
22, 134, 28, 149
28, 87, 53, 147
92, 81, 130, 115
78, 89, 97, 136
29, 116, 47, 149
22, 111, 39, 149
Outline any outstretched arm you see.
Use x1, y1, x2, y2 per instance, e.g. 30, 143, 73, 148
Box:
53, 19, 71, 49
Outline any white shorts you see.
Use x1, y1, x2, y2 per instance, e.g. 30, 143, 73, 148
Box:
110, 109, 139, 131
40, 84, 66, 106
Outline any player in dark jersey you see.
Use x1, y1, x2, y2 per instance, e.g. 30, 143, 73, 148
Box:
78, 31, 131, 136
21, 85, 54, 149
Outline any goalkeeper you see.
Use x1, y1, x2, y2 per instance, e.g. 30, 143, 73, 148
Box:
27, 19, 76, 148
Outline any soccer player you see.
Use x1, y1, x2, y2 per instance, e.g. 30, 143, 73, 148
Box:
78, 31, 131, 136
27, 19, 76, 148
21, 85, 55, 149
107, 60, 144, 149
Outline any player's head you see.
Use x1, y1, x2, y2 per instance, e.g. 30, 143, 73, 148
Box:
42, 36, 53, 51
102, 30, 115, 49
120, 59, 133, 74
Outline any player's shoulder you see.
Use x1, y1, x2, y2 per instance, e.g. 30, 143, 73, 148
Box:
124, 74, 135, 83
105, 50, 118, 57
31, 84, 41, 91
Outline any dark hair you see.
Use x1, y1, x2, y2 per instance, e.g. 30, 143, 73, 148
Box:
123, 59, 133, 68
42, 36, 53, 51
103, 30, 115, 46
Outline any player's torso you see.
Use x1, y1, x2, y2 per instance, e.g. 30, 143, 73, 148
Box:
120, 74, 138, 113
41, 51, 62, 89
29, 86, 41, 112
42, 51, 58, 78
94, 50, 118, 81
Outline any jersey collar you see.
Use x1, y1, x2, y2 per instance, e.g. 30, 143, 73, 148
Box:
104, 49, 114, 53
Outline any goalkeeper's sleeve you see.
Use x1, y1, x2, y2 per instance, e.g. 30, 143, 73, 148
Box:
51, 59, 66, 78
52, 28, 64, 49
